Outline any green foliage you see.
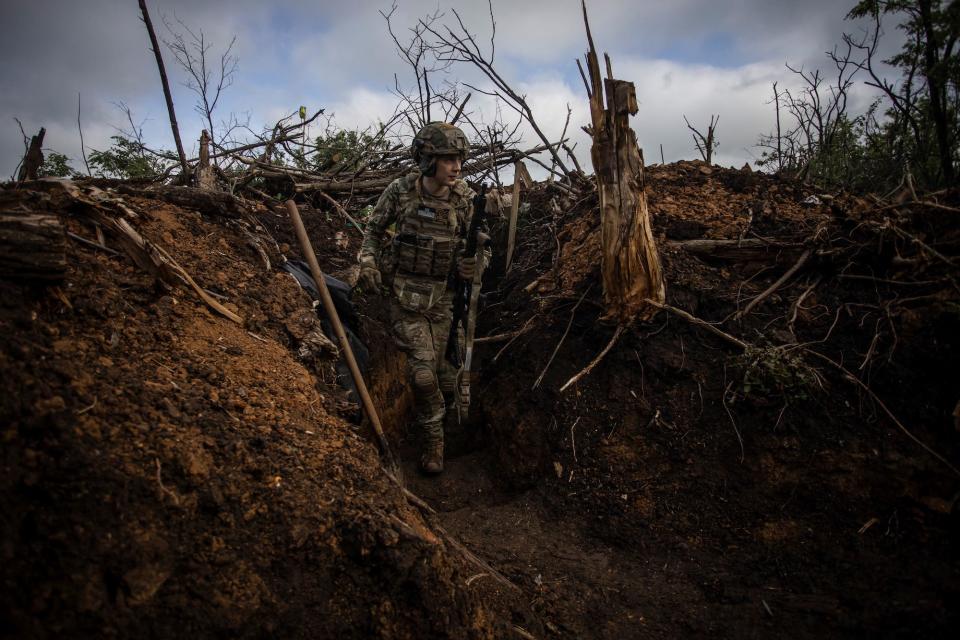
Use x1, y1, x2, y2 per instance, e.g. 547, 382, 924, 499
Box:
313, 129, 389, 171
738, 345, 821, 401
40, 151, 77, 178
759, 0, 959, 191
275, 128, 391, 173
88, 136, 172, 179
850, 0, 960, 187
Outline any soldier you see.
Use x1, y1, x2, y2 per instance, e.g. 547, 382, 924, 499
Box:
358, 122, 486, 475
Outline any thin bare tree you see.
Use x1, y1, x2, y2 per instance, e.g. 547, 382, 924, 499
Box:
417, 0, 572, 179
137, 0, 188, 179
163, 16, 238, 166
684, 114, 719, 164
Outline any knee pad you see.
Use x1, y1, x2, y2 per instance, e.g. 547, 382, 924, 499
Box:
412, 367, 437, 393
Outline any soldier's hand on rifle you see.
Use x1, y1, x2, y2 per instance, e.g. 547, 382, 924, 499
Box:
457, 255, 477, 281
358, 256, 382, 291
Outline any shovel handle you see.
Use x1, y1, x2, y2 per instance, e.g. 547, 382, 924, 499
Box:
285, 200, 397, 470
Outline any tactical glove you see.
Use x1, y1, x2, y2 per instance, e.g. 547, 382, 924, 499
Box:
358, 256, 382, 291
457, 255, 477, 281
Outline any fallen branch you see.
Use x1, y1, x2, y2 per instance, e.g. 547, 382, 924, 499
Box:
66, 230, 119, 256
316, 190, 364, 233
736, 247, 812, 319
667, 238, 805, 263
0, 212, 67, 281
149, 236, 243, 324
383, 467, 520, 592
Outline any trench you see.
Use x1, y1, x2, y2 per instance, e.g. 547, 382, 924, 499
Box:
358, 265, 663, 639
331, 186, 959, 638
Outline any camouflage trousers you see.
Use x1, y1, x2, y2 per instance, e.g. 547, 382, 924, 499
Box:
389, 292, 462, 446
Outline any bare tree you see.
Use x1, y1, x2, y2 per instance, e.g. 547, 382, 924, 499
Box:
380, 3, 453, 129
137, 0, 188, 179
844, 2, 958, 186
416, 0, 572, 178
684, 114, 719, 164
756, 41, 861, 181
163, 15, 238, 166
378, 0, 527, 186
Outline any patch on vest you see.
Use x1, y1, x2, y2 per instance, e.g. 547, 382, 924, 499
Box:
416, 206, 437, 220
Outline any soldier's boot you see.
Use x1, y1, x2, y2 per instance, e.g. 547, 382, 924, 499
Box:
420, 435, 444, 475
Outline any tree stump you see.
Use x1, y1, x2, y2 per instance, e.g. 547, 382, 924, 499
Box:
196, 129, 217, 191
17, 128, 45, 182
581, 2, 665, 321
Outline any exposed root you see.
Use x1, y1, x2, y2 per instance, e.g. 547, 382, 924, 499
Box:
644, 300, 748, 350
736, 247, 812, 320
493, 314, 540, 362
722, 376, 746, 463
559, 322, 629, 392
804, 349, 960, 477
533, 286, 590, 389
154, 458, 180, 506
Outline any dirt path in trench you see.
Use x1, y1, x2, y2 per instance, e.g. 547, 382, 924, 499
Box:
402, 436, 724, 639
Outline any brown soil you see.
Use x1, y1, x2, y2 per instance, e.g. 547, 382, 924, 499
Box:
2, 162, 958, 639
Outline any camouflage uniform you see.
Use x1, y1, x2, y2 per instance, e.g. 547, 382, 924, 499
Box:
359, 172, 477, 453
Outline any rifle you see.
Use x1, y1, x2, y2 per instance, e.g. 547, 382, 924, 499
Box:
445, 184, 489, 418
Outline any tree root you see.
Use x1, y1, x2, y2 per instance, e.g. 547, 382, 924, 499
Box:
559, 322, 629, 392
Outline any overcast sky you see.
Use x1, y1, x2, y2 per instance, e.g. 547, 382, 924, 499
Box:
0, 0, 903, 179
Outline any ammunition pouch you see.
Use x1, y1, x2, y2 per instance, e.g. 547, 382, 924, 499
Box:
391, 274, 447, 313
394, 231, 456, 278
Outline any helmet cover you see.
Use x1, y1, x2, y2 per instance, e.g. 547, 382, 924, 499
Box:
412, 122, 469, 174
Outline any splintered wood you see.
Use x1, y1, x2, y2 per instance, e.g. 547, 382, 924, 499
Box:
580, 1, 665, 321
0, 212, 66, 281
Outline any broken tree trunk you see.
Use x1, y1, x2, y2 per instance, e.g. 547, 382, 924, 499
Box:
17, 128, 45, 182
196, 130, 216, 191
0, 212, 66, 281
581, 2, 665, 321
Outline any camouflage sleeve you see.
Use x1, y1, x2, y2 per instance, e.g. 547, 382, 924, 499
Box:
359, 179, 403, 263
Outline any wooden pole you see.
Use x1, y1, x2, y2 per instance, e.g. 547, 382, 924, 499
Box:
138, 0, 189, 180
284, 200, 399, 475
505, 160, 524, 272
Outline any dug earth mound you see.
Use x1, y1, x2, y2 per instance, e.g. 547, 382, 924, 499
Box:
2, 164, 958, 638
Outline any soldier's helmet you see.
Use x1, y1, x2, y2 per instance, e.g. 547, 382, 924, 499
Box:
412, 122, 469, 176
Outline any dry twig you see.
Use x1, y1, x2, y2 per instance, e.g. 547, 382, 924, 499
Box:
533, 286, 590, 389
559, 322, 630, 392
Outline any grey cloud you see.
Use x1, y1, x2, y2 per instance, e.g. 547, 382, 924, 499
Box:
0, 0, 905, 176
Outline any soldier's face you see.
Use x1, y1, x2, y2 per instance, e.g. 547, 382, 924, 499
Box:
434, 155, 462, 186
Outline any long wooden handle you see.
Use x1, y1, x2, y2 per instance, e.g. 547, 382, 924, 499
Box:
285, 200, 397, 470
